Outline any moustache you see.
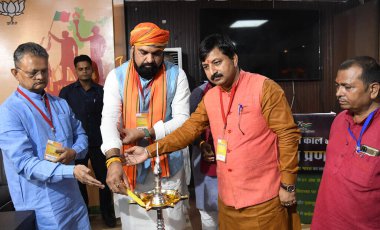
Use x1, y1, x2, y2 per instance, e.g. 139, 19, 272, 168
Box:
141, 63, 157, 68
211, 72, 223, 81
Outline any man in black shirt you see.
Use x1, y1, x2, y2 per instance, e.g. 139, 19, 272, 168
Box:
59, 55, 116, 227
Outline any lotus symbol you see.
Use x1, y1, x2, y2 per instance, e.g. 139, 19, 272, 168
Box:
0, 0, 25, 25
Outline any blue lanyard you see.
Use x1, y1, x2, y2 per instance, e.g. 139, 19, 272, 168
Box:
348, 109, 378, 152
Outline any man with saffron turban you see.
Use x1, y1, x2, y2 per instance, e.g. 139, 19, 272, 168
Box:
101, 22, 191, 229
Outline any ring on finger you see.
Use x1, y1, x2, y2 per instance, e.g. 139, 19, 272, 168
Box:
285, 203, 291, 207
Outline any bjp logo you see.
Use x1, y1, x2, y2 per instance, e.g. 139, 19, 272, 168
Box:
0, 0, 25, 25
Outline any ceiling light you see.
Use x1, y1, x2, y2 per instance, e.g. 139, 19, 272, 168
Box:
230, 20, 268, 28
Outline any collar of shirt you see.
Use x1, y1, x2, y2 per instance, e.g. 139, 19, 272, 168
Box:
17, 85, 46, 101
139, 76, 154, 87
73, 80, 101, 91
344, 109, 380, 126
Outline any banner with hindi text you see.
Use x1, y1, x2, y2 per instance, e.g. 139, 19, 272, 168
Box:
293, 113, 336, 223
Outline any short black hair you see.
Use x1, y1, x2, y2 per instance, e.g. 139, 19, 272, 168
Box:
199, 34, 237, 62
74, 55, 92, 67
339, 56, 380, 86
13, 42, 48, 67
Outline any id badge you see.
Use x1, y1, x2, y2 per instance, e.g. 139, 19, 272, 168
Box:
136, 113, 148, 129
360, 145, 380, 157
216, 138, 228, 162
44, 139, 62, 162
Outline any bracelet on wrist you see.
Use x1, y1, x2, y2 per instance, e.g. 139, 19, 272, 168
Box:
106, 157, 122, 168
142, 128, 152, 139
106, 155, 121, 161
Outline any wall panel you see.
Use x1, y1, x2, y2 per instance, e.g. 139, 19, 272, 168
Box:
124, 0, 379, 113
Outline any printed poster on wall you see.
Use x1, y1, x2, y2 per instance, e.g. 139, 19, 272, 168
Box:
294, 112, 336, 224
0, 0, 115, 102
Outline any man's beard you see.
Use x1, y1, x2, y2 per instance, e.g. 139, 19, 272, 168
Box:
134, 61, 161, 80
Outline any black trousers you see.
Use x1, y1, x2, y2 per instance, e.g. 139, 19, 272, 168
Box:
76, 147, 115, 219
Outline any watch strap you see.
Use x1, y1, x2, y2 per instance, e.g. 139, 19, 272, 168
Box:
280, 183, 296, 192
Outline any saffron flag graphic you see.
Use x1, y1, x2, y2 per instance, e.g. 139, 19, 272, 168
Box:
53, 11, 70, 22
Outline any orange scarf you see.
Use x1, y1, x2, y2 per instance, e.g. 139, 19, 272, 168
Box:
122, 58, 170, 191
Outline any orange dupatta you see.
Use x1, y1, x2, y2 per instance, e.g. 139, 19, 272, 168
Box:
122, 59, 170, 191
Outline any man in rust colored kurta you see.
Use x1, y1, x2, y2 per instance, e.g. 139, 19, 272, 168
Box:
125, 34, 301, 230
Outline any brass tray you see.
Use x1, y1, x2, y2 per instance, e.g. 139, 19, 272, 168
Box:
129, 189, 188, 210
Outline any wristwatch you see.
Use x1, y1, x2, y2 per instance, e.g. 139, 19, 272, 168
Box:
280, 183, 296, 192
142, 128, 151, 139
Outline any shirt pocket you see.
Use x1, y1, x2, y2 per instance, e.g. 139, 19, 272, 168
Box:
55, 114, 73, 142
339, 151, 380, 189
236, 103, 266, 137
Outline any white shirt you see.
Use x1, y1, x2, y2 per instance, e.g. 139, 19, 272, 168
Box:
100, 66, 190, 154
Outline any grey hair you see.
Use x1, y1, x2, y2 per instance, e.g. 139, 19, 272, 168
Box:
13, 42, 49, 67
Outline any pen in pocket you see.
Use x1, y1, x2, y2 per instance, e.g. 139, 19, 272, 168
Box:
238, 104, 245, 135
238, 104, 243, 115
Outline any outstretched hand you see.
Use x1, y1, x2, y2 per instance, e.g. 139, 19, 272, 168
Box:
74, 164, 105, 189
106, 161, 129, 194
123, 146, 149, 166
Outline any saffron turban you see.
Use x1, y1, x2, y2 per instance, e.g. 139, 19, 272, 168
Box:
129, 22, 169, 48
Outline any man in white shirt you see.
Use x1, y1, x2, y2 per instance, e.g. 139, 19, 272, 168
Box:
100, 22, 190, 230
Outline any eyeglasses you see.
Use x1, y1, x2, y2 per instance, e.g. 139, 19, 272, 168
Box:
16, 67, 48, 79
